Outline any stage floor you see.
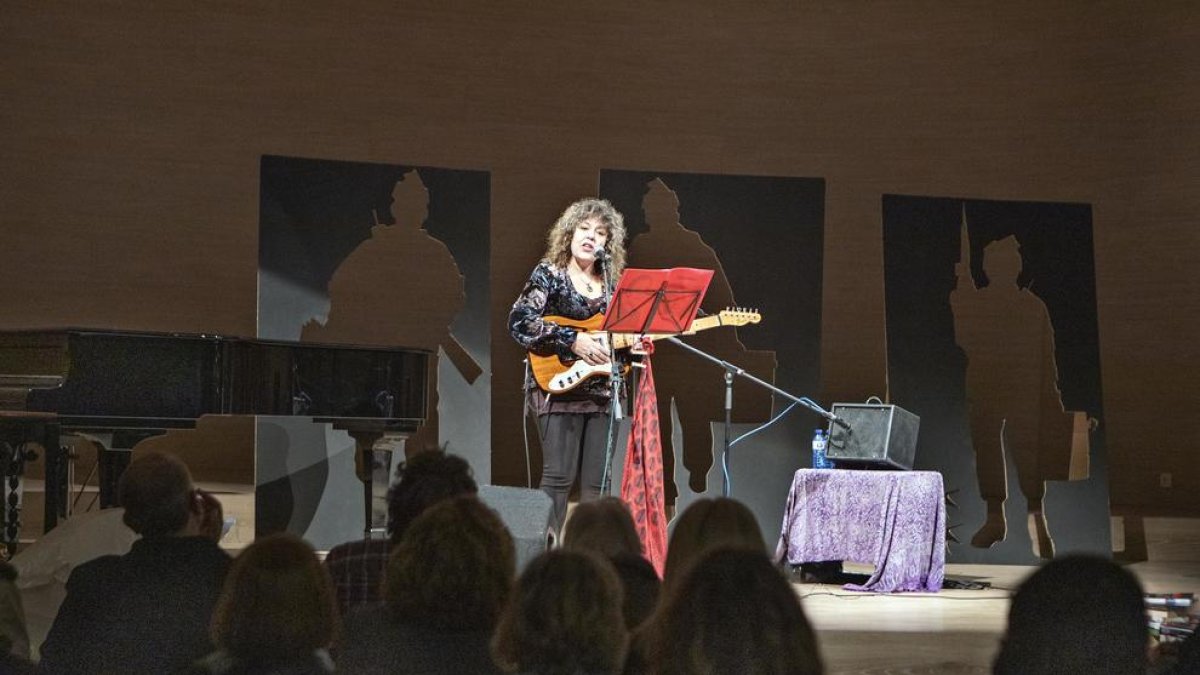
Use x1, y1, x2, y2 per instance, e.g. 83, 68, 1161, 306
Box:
800, 560, 1200, 674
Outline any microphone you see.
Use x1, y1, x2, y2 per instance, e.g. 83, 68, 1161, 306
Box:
593, 248, 609, 264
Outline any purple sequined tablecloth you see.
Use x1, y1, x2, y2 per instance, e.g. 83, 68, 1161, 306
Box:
775, 469, 945, 593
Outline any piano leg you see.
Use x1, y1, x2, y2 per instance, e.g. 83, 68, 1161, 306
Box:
348, 431, 404, 540
97, 447, 130, 509
350, 431, 382, 539
1, 439, 21, 558
0, 417, 60, 556
41, 425, 66, 532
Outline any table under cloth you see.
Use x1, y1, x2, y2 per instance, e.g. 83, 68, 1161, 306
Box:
775, 469, 945, 593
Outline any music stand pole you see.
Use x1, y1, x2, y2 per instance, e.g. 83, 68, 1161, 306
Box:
599, 259, 622, 497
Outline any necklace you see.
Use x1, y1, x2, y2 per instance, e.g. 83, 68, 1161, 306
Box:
570, 269, 597, 295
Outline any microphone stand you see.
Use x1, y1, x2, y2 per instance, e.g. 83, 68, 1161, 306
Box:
596, 251, 624, 496
663, 336, 848, 497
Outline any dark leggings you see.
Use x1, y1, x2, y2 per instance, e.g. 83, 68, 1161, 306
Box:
537, 412, 610, 534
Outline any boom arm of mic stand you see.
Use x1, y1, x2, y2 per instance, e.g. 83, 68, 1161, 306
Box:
662, 336, 847, 427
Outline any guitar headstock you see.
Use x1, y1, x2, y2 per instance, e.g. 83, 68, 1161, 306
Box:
717, 307, 762, 326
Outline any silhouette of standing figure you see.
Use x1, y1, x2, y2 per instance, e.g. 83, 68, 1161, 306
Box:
303, 170, 473, 456
627, 179, 776, 497
952, 234, 1090, 558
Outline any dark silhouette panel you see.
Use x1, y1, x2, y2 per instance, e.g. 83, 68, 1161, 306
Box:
884, 194, 1108, 564
953, 234, 1091, 559
599, 169, 823, 529
258, 155, 490, 450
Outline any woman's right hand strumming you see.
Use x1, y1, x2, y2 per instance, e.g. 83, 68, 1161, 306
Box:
571, 332, 611, 366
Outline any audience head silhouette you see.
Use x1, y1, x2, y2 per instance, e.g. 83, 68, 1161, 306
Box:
994, 554, 1147, 675
563, 497, 660, 629
386, 495, 515, 631
663, 497, 765, 593
387, 449, 478, 545
492, 549, 628, 675
119, 451, 197, 537
652, 547, 823, 675
209, 534, 338, 666
563, 497, 643, 559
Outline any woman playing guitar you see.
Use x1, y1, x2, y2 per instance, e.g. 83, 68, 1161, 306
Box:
508, 198, 628, 534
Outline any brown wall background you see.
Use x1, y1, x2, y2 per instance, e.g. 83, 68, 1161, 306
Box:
2, 2, 1197, 516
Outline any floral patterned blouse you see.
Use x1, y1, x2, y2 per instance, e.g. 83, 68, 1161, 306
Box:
509, 261, 624, 412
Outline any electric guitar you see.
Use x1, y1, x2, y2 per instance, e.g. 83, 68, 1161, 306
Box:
528, 308, 761, 394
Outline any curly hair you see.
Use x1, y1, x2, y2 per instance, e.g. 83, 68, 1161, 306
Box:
542, 198, 627, 276
562, 497, 643, 559
384, 496, 515, 631
119, 451, 193, 537
492, 550, 628, 675
387, 449, 478, 545
210, 534, 338, 661
662, 497, 765, 595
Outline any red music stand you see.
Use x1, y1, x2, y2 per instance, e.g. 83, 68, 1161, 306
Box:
601, 267, 714, 334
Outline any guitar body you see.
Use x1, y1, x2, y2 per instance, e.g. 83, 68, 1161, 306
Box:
527, 309, 761, 394
528, 314, 620, 394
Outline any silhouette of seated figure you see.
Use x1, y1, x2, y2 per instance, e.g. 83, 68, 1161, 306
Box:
951, 235, 1090, 558
627, 179, 776, 496
303, 171, 470, 454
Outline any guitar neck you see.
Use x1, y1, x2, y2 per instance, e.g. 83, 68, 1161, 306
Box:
608, 314, 726, 349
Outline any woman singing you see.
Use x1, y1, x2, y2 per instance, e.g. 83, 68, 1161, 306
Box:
508, 198, 628, 533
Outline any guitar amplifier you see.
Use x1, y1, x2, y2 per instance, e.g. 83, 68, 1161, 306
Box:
825, 403, 920, 470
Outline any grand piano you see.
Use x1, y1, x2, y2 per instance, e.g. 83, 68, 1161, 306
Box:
0, 328, 429, 551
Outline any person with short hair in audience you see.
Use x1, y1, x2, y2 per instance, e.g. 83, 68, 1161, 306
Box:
492, 549, 628, 675
993, 554, 1148, 675
649, 547, 824, 675
192, 534, 338, 674
324, 449, 478, 614
39, 451, 231, 674
338, 496, 514, 674
563, 497, 660, 629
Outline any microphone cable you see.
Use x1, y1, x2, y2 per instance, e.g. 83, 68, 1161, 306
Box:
723, 400, 802, 494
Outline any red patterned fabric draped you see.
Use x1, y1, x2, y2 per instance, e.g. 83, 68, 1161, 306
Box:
621, 353, 668, 577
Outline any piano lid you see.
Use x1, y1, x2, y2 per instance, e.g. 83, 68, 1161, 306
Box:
0, 328, 430, 432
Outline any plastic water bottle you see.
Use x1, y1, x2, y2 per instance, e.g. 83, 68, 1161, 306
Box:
811, 429, 831, 469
